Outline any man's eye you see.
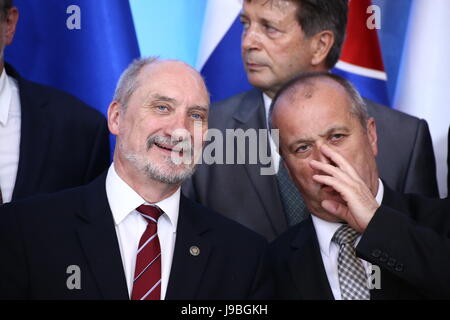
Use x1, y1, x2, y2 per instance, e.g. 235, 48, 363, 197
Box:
156, 105, 169, 112
330, 134, 345, 142
264, 24, 278, 34
295, 145, 310, 153
240, 19, 249, 30
191, 113, 204, 121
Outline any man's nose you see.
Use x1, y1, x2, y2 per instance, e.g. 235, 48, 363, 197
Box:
312, 145, 335, 172
242, 26, 261, 52
163, 114, 189, 141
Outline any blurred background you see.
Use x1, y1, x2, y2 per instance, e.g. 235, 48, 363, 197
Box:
5, 0, 449, 197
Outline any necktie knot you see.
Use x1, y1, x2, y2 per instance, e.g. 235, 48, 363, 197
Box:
136, 204, 163, 224
332, 224, 360, 246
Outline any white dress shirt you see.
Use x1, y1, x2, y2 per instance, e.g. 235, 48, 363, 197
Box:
311, 179, 384, 300
0, 67, 21, 203
263, 93, 280, 173
105, 164, 179, 299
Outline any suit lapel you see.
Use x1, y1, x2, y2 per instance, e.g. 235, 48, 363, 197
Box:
76, 173, 129, 299
289, 219, 334, 299
7, 65, 51, 200
232, 89, 287, 236
165, 196, 212, 299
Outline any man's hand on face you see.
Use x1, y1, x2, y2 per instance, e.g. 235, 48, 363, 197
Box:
309, 144, 380, 233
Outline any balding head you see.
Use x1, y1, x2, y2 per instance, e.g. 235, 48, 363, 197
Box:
270, 72, 369, 132
113, 57, 209, 111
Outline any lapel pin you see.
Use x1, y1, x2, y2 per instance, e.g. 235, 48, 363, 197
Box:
189, 246, 200, 256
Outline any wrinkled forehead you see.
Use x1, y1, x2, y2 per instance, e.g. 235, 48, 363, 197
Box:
273, 79, 353, 124
137, 61, 210, 104
244, 0, 298, 11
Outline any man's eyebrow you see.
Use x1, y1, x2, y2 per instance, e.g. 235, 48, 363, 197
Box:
188, 105, 209, 114
319, 126, 350, 137
288, 137, 314, 149
287, 126, 350, 149
149, 94, 177, 104
146, 94, 208, 112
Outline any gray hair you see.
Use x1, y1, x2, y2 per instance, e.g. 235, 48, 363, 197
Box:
269, 72, 369, 131
113, 56, 159, 109
0, 0, 13, 20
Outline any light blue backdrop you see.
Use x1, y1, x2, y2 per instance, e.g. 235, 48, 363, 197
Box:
129, 0, 207, 67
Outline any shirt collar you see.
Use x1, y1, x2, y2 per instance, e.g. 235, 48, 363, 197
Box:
262, 93, 272, 128
105, 164, 180, 232
311, 178, 384, 257
0, 68, 12, 126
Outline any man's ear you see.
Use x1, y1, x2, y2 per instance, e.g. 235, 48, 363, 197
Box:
310, 30, 334, 67
107, 101, 121, 136
367, 117, 378, 157
5, 7, 19, 46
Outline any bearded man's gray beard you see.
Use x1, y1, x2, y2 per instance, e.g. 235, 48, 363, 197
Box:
126, 152, 196, 185
120, 135, 197, 185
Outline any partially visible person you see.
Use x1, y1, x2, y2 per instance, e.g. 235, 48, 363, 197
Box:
0, 57, 273, 300
0, 0, 110, 205
269, 72, 450, 299
183, 0, 438, 242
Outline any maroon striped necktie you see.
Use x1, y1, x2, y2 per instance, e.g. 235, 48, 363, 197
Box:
131, 205, 163, 300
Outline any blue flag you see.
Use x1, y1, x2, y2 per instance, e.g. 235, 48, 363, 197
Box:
197, 0, 250, 103
5, 0, 140, 117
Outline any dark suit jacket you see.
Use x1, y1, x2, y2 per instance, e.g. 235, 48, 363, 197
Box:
183, 89, 438, 241
0, 172, 273, 300
5, 64, 110, 201
269, 186, 450, 299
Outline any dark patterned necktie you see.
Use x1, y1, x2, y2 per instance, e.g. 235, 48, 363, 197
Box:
276, 161, 309, 226
131, 205, 163, 300
332, 224, 370, 300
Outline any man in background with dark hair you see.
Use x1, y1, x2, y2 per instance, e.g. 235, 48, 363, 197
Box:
0, 0, 110, 205
183, 0, 438, 241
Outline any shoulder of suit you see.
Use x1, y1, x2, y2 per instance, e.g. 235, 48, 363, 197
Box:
210, 89, 260, 114
0, 186, 85, 221
207, 88, 263, 130
364, 98, 424, 125
26, 80, 105, 120
382, 184, 450, 217
7, 64, 105, 123
270, 220, 311, 248
182, 195, 268, 245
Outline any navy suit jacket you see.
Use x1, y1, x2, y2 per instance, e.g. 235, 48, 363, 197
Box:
183, 89, 439, 241
269, 186, 450, 299
0, 172, 273, 300
5, 64, 110, 201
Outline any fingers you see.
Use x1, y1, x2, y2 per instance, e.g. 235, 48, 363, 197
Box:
321, 199, 348, 219
316, 144, 361, 181
312, 172, 350, 197
309, 144, 378, 232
